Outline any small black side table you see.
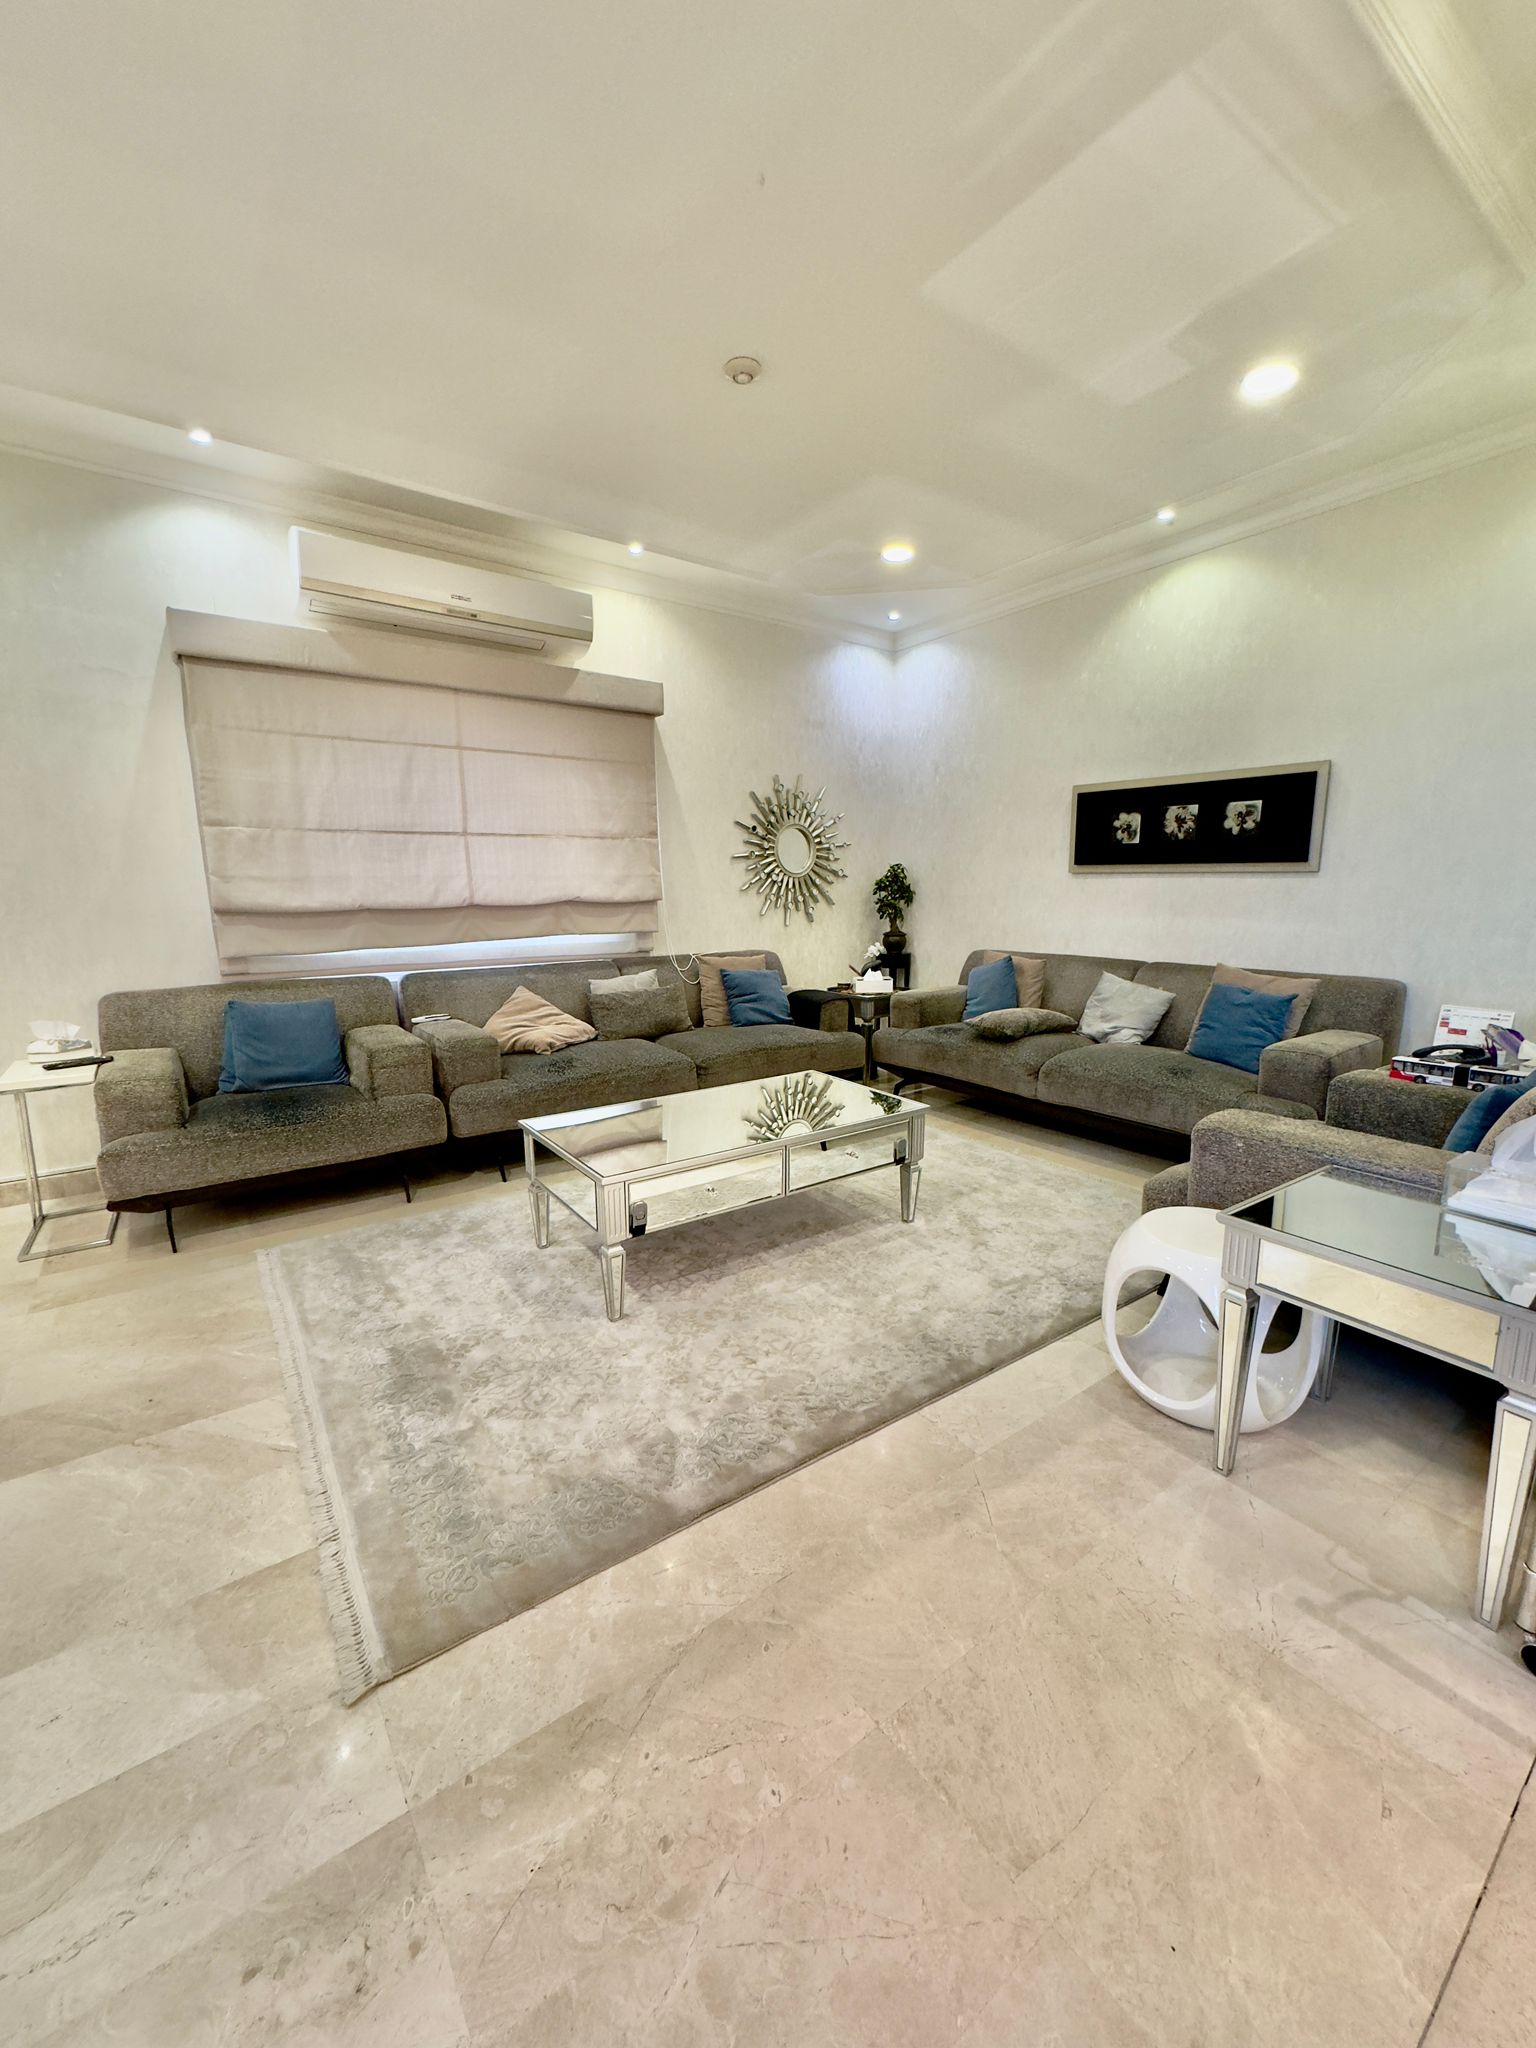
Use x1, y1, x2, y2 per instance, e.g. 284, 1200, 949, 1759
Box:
848, 989, 893, 1083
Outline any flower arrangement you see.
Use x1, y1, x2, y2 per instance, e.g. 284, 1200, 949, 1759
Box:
872, 862, 915, 933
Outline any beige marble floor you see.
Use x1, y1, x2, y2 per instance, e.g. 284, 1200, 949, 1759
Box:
2, 1096, 1534, 2046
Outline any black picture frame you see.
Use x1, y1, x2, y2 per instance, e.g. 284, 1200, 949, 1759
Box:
1070, 762, 1329, 874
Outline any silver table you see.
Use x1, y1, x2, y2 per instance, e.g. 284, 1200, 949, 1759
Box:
1217, 1169, 1536, 1630
522, 1070, 924, 1320
0, 1057, 118, 1262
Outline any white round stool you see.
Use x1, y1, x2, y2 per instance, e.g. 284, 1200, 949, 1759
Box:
1103, 1206, 1330, 1434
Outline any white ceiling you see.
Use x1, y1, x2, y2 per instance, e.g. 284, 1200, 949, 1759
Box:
2, 0, 1533, 644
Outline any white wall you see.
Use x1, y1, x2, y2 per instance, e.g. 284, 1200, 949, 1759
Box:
5, 439, 1534, 1184
0, 451, 895, 1178
891, 444, 1536, 1050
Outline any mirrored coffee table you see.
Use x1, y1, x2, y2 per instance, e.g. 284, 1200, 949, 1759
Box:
1218, 1169, 1536, 1629
522, 1070, 924, 1320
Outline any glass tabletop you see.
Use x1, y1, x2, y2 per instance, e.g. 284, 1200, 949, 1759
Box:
523, 1070, 910, 1176
1230, 1169, 1536, 1308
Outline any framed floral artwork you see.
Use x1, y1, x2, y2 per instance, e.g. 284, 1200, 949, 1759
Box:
1070, 763, 1328, 873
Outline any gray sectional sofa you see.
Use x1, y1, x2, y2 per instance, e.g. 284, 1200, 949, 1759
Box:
95, 975, 447, 1239
399, 951, 863, 1149
873, 949, 1405, 1147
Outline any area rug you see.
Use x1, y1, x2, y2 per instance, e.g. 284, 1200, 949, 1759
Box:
260, 1126, 1135, 1699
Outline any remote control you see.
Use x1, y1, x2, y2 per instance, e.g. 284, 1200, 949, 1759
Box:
42, 1053, 114, 1070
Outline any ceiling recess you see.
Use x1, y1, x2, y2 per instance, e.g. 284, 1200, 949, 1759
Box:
723, 356, 763, 385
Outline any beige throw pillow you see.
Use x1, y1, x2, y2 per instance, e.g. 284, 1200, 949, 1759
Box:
484, 987, 597, 1055
1198, 965, 1319, 1044
981, 952, 1047, 1010
699, 953, 768, 1028
1478, 1087, 1536, 1155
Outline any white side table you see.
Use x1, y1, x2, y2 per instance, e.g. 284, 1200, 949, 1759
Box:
0, 1058, 118, 1262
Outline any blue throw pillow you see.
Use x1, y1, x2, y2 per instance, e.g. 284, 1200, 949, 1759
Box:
720, 968, 792, 1027
1186, 983, 1294, 1075
962, 954, 1017, 1021
1445, 1074, 1536, 1154
218, 998, 349, 1093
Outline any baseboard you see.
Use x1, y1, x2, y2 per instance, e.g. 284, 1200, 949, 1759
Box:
0, 1164, 101, 1209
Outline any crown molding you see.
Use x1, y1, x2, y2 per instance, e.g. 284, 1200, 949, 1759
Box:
1349, 0, 1536, 277
0, 414, 896, 655
4, 389, 1534, 663
891, 411, 1536, 651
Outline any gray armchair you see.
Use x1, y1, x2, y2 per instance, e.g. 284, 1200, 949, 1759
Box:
95, 975, 446, 1245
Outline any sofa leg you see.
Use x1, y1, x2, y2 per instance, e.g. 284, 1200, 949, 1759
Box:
401, 1172, 413, 1204
164, 1205, 178, 1254
498, 1156, 508, 1184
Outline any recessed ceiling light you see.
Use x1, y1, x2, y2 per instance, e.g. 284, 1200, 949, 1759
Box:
887, 610, 902, 623
627, 541, 645, 555
186, 426, 213, 444
1238, 360, 1300, 405
880, 542, 915, 565
1155, 506, 1177, 525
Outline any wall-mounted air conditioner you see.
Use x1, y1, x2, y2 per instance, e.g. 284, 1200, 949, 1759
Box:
292, 528, 593, 654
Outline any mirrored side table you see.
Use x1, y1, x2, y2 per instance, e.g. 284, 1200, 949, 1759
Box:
0, 1058, 118, 1262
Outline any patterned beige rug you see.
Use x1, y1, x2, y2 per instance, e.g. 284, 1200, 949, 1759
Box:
261, 1127, 1136, 1699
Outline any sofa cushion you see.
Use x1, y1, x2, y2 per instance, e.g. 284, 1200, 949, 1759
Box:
1202, 964, 1319, 1041
962, 954, 1018, 1020
699, 952, 768, 1027
484, 987, 597, 1054
445, 1038, 698, 1139
1186, 983, 1295, 1075
97, 1084, 446, 1204
400, 962, 619, 1031
1037, 1042, 1315, 1135
721, 968, 793, 1026
981, 952, 1047, 1010
589, 978, 692, 1041
873, 1023, 1090, 1098
1132, 962, 1218, 1050
970, 1006, 1077, 1042
1080, 971, 1175, 1046
655, 1024, 863, 1089
217, 997, 349, 1093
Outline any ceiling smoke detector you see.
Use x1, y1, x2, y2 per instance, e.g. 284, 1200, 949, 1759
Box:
723, 356, 763, 385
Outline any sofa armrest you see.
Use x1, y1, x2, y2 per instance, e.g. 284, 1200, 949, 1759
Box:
889, 985, 967, 1030
345, 1023, 434, 1101
1185, 1108, 1446, 1212
95, 1046, 189, 1145
1257, 1031, 1383, 1116
410, 1018, 500, 1094
788, 987, 852, 1033
1325, 1067, 1470, 1148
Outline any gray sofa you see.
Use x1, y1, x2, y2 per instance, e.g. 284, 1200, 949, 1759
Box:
95, 975, 446, 1241
399, 951, 863, 1147
1141, 1066, 1467, 1212
873, 950, 1405, 1145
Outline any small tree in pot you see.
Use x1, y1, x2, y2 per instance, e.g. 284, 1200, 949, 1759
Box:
872, 862, 914, 963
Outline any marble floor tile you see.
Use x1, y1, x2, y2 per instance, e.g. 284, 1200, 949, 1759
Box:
0, 1415, 311, 1677
0, 1695, 404, 2044
34, 1815, 466, 2047
0, 1552, 337, 1833
1422, 1785, 1536, 2046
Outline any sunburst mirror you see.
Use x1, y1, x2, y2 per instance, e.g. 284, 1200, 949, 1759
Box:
734, 775, 849, 922
744, 1072, 844, 1143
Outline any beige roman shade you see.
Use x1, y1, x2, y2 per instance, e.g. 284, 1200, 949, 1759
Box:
181, 656, 662, 967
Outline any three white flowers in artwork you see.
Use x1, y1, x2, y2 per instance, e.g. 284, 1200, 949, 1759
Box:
1110, 797, 1261, 846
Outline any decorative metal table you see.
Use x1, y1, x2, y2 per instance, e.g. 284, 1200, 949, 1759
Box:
1217, 1169, 1536, 1630
522, 1071, 923, 1320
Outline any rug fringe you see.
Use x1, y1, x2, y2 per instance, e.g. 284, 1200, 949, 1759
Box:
258, 1251, 383, 1704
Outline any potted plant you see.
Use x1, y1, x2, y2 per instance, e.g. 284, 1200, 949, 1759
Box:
872, 862, 914, 964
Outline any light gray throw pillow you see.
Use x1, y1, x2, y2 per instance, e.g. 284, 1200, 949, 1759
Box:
589, 967, 658, 996
1079, 970, 1174, 1046
588, 978, 690, 1042
970, 1006, 1077, 1042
